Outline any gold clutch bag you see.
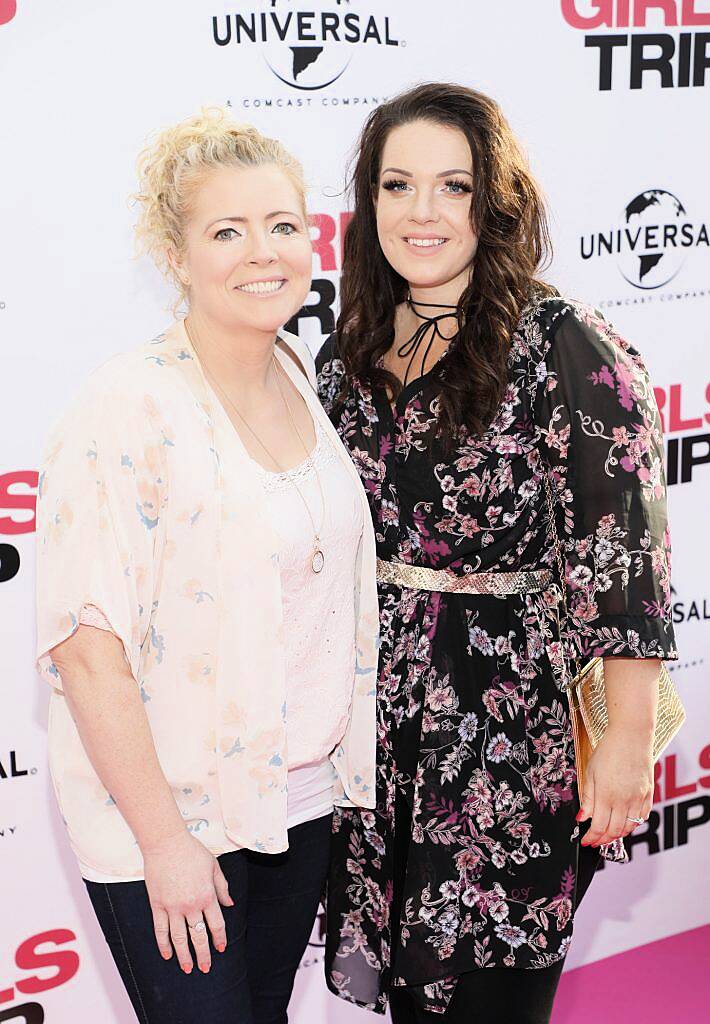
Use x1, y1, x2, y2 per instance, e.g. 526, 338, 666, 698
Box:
543, 476, 685, 794
567, 657, 686, 794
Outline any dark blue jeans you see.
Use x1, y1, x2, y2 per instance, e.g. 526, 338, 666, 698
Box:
85, 814, 332, 1024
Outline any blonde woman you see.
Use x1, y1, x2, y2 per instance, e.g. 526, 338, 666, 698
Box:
35, 109, 378, 1024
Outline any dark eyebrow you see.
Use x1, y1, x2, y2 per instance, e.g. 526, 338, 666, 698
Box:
205, 210, 303, 231
436, 168, 473, 178
380, 167, 473, 179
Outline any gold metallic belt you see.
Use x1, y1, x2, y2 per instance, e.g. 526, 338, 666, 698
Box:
376, 558, 553, 596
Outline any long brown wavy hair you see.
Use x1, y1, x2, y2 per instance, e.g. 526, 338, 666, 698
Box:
337, 82, 553, 440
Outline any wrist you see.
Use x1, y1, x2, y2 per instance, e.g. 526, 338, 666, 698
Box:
605, 716, 655, 747
138, 822, 189, 857
602, 659, 660, 736
606, 699, 656, 733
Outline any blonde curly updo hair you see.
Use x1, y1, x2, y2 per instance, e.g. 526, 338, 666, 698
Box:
134, 106, 306, 298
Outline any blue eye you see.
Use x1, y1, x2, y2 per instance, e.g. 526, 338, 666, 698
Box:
445, 179, 473, 195
273, 222, 297, 235
215, 227, 240, 241
382, 179, 409, 193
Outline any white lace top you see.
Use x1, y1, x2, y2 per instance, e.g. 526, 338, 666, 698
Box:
255, 419, 364, 798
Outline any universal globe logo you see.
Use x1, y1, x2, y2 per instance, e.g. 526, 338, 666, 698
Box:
581, 189, 709, 290
212, 0, 401, 91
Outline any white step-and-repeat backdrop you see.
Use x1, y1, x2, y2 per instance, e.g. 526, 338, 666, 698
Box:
1, 2, 708, 1021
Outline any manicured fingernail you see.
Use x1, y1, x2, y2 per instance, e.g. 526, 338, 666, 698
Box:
183, 966, 192, 974
217, 944, 226, 953
200, 965, 209, 974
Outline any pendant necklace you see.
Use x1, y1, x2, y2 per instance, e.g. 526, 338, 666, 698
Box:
272, 359, 327, 574
184, 319, 327, 575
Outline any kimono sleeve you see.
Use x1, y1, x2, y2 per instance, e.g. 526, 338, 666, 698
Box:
315, 332, 346, 415
35, 382, 168, 687
534, 304, 677, 662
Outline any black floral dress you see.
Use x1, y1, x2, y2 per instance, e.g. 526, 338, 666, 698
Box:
316, 295, 677, 1015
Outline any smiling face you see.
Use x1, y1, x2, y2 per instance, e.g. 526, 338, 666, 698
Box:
175, 163, 313, 335
375, 119, 478, 300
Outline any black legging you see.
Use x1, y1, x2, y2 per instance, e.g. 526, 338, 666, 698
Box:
389, 956, 566, 1024
389, 810, 600, 1024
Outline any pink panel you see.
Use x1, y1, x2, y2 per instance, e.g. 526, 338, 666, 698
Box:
553, 926, 710, 1023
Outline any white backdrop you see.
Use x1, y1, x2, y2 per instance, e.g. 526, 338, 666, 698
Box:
1, 2, 709, 1021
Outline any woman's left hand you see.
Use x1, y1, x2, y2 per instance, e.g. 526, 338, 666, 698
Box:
577, 722, 654, 847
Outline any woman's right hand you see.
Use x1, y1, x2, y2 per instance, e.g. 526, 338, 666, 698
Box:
142, 830, 234, 974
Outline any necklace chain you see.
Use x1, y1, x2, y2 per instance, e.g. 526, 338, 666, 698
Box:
272, 358, 326, 545
184, 318, 326, 573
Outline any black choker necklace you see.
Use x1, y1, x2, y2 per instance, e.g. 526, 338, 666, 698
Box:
397, 297, 458, 387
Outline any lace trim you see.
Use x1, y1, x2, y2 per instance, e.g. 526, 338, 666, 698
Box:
255, 420, 336, 493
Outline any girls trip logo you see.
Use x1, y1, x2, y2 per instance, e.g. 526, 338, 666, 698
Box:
0, 470, 37, 584
0, 1, 16, 27
0, 929, 80, 1022
627, 744, 710, 857
285, 210, 353, 335
654, 381, 710, 486
561, 0, 710, 89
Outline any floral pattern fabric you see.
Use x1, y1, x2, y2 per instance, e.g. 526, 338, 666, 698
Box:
35, 321, 378, 880
316, 295, 676, 1015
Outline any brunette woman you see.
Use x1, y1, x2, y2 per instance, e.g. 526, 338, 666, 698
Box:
316, 83, 676, 1023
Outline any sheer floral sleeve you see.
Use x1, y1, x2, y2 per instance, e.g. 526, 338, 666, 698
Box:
315, 332, 345, 413
534, 302, 677, 662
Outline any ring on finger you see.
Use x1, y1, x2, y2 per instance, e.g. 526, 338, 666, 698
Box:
626, 815, 645, 826
188, 920, 207, 934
